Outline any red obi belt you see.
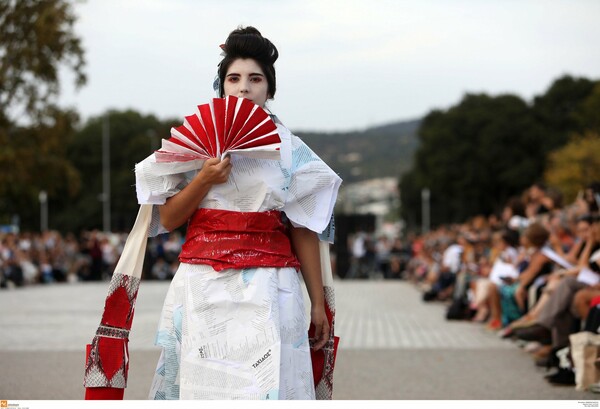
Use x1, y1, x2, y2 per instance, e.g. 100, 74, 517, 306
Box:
179, 208, 301, 271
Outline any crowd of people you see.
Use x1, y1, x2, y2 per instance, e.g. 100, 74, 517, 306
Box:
400, 181, 600, 390
345, 231, 412, 280
0, 228, 185, 288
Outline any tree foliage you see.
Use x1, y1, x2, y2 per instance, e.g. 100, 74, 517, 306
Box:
0, 0, 85, 125
0, 0, 86, 228
574, 83, 600, 134
0, 107, 81, 227
400, 75, 599, 230
532, 75, 595, 152
401, 93, 545, 226
545, 132, 600, 203
51, 110, 177, 232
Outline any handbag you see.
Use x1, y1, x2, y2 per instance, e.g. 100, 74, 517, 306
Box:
569, 331, 600, 391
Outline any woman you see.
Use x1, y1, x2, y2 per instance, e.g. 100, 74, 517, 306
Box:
504, 213, 593, 332
137, 27, 342, 400
469, 229, 519, 325
480, 222, 552, 330
514, 219, 600, 351
512, 222, 553, 312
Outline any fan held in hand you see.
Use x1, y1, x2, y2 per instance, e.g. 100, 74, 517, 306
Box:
155, 96, 281, 163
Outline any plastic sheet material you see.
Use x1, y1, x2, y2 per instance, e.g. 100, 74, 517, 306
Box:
84, 205, 152, 400
84, 274, 140, 392
179, 208, 301, 271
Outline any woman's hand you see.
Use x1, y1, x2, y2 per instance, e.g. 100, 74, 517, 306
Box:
159, 156, 232, 231
310, 304, 330, 351
197, 156, 232, 184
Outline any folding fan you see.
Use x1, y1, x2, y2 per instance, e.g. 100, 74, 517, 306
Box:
155, 96, 281, 163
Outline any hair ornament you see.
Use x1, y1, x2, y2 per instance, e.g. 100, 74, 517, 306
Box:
212, 75, 220, 94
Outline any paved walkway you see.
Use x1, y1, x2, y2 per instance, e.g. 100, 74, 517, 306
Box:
0, 279, 597, 400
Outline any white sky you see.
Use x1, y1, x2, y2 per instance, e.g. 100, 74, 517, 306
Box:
59, 0, 600, 132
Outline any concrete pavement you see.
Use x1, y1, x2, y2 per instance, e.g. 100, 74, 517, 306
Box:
0, 279, 597, 400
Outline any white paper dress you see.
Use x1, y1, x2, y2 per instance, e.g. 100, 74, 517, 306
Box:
135, 122, 341, 400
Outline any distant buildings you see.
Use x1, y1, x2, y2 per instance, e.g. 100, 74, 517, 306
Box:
336, 177, 403, 236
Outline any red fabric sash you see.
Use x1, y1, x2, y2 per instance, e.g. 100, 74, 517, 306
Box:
179, 208, 301, 271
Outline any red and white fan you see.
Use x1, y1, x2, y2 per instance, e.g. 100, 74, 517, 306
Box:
155, 95, 280, 163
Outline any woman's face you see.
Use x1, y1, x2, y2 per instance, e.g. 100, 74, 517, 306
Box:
501, 206, 514, 222
223, 58, 269, 107
576, 220, 591, 241
492, 235, 506, 250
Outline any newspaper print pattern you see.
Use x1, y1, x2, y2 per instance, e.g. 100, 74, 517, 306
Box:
148, 265, 314, 400
137, 122, 341, 400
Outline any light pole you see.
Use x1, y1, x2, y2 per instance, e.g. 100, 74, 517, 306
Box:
38, 190, 48, 232
146, 129, 158, 152
421, 187, 430, 234
102, 115, 111, 233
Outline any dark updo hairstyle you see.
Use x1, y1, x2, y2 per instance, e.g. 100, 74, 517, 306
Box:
217, 26, 279, 99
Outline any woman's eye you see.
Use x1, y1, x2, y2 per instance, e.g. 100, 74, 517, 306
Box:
250, 77, 262, 83
227, 77, 239, 82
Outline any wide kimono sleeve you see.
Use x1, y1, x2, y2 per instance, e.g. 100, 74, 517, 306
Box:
282, 134, 342, 235
134, 153, 204, 237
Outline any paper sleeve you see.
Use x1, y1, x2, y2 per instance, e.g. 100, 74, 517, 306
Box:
134, 153, 203, 236
282, 136, 342, 235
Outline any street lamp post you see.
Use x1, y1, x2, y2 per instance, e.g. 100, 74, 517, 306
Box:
421, 188, 430, 234
102, 115, 111, 233
38, 190, 48, 232
147, 129, 157, 152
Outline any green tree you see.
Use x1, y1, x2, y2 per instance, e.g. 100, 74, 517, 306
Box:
401, 93, 545, 228
532, 75, 595, 152
573, 83, 600, 134
0, 0, 86, 229
0, 0, 85, 124
2, 107, 81, 227
400, 75, 600, 231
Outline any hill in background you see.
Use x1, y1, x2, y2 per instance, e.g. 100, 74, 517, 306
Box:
294, 119, 421, 184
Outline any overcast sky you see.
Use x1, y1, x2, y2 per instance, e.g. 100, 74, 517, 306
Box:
59, 0, 600, 132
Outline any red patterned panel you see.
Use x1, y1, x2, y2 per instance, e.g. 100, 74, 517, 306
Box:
101, 286, 131, 328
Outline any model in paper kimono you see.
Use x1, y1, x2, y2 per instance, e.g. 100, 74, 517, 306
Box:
135, 26, 342, 400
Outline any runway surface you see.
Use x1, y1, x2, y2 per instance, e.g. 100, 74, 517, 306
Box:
1, 279, 597, 400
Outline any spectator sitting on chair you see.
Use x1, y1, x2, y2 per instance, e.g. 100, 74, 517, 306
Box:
515, 219, 600, 351
423, 234, 464, 301
506, 213, 594, 332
